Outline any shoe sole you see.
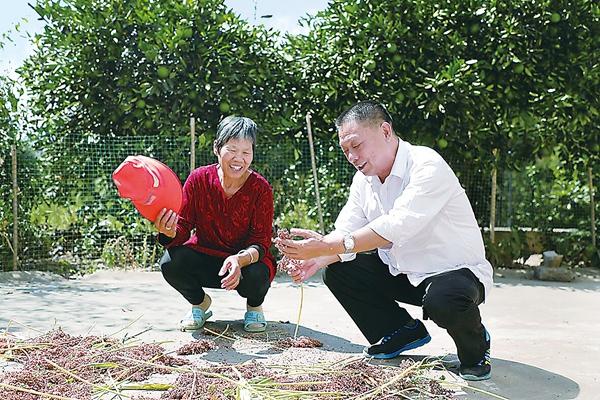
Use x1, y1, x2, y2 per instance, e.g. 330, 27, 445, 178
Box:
459, 371, 491, 381
243, 324, 267, 333
364, 335, 432, 359
180, 325, 203, 332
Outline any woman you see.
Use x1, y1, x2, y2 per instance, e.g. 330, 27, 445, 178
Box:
156, 116, 275, 332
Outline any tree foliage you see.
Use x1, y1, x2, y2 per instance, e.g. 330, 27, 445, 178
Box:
19, 0, 598, 169
21, 0, 292, 145
2, 0, 598, 269
285, 0, 599, 169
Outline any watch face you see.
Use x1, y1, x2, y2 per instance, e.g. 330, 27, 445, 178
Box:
344, 236, 354, 252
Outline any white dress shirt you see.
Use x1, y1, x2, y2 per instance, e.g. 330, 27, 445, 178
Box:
334, 138, 493, 299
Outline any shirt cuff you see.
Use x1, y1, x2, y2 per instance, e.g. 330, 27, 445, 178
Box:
338, 252, 356, 262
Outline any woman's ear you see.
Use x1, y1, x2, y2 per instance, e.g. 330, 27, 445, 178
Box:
213, 141, 219, 157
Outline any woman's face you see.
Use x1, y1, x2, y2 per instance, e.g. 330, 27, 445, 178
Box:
215, 137, 254, 180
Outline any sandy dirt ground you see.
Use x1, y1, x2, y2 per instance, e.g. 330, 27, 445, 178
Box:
1, 268, 599, 399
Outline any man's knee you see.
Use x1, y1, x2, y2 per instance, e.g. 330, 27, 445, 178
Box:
422, 290, 466, 328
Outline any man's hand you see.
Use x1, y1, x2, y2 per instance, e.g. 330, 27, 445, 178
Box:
154, 208, 178, 238
219, 255, 242, 290
274, 228, 336, 260
288, 256, 331, 283
288, 228, 323, 240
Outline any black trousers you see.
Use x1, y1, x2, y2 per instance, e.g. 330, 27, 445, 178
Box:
160, 246, 271, 308
323, 253, 487, 366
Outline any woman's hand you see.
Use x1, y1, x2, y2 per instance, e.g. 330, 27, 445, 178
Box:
219, 255, 242, 290
154, 208, 178, 238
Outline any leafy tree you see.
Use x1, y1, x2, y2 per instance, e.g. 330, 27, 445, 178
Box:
6, 0, 598, 268
281, 0, 598, 237
16, 0, 295, 264
284, 0, 598, 170
20, 0, 293, 167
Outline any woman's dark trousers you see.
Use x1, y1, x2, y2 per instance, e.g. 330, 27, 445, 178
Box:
160, 246, 270, 308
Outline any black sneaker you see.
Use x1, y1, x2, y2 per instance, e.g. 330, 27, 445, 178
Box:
363, 320, 431, 359
438, 353, 461, 370
459, 328, 491, 381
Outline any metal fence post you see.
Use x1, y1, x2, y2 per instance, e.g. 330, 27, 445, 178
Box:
490, 150, 498, 244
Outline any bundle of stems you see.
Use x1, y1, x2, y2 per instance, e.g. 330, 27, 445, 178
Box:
1, 325, 506, 400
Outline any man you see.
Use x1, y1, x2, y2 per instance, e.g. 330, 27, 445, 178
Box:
275, 100, 493, 381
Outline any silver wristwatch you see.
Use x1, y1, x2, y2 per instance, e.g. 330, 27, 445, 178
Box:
343, 233, 355, 253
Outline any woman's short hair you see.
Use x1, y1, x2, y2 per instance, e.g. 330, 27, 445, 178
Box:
214, 116, 258, 153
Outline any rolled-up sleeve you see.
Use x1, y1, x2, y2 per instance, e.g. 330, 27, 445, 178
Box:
368, 159, 456, 247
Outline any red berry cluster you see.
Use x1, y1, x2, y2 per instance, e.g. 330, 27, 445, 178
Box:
176, 339, 218, 355
276, 336, 323, 349
275, 229, 302, 274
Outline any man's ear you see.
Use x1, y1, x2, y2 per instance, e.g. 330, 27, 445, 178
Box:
381, 121, 394, 141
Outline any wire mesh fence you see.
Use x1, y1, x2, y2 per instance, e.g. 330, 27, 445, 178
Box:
0, 125, 597, 272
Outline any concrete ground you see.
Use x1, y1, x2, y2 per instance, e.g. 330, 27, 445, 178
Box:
1, 268, 599, 399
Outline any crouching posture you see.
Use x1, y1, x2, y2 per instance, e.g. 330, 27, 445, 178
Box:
157, 116, 275, 333
276, 101, 493, 381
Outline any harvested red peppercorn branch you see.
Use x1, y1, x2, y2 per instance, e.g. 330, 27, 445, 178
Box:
1, 328, 509, 399
275, 228, 309, 342
0, 328, 191, 399
132, 356, 457, 400
275, 228, 304, 275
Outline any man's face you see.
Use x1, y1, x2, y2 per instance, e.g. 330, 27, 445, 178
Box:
338, 120, 391, 177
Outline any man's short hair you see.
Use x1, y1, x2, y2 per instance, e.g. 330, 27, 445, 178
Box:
335, 100, 393, 130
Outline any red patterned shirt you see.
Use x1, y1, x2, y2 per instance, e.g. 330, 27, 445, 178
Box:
162, 164, 276, 281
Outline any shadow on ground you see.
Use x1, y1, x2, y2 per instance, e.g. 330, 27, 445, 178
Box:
375, 354, 580, 400
187, 319, 364, 364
